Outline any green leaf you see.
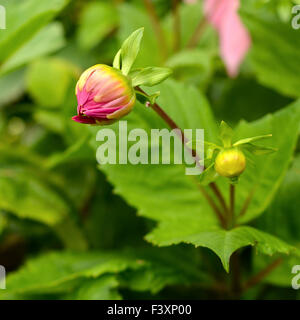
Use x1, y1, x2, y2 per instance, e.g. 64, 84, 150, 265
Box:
219, 121, 233, 148
257, 156, 300, 246
0, 166, 68, 226
118, 4, 161, 67
113, 49, 122, 70
241, 9, 300, 98
162, 226, 297, 272
166, 49, 212, 71
240, 143, 277, 155
0, 0, 70, 63
76, 2, 119, 50
0, 251, 142, 297
233, 134, 273, 147
90, 80, 300, 271
26, 58, 76, 108
120, 28, 144, 75
0, 144, 88, 250
131, 67, 172, 87
65, 275, 122, 300
0, 22, 66, 75
0, 69, 25, 108
199, 163, 218, 186
0, 249, 197, 299
233, 99, 300, 223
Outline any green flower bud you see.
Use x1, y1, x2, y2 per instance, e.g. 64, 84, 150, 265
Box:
215, 148, 246, 178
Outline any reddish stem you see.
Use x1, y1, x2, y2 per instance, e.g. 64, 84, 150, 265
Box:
136, 87, 227, 227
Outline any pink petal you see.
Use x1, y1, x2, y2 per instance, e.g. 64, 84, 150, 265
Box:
204, 0, 251, 77
72, 115, 96, 124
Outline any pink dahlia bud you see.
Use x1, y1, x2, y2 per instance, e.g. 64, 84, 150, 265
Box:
72, 64, 136, 125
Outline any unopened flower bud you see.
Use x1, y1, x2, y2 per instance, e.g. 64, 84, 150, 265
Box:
72, 64, 136, 125
215, 148, 246, 178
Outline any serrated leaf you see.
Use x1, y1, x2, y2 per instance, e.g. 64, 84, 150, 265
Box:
0, 251, 142, 297
120, 28, 144, 75
232, 99, 300, 223
90, 80, 300, 271
148, 225, 298, 273
131, 67, 172, 87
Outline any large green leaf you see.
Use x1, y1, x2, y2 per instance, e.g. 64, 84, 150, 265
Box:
0, 166, 68, 226
0, 251, 141, 297
90, 79, 219, 231
241, 9, 300, 98
0, 145, 88, 250
0, 248, 200, 299
65, 275, 122, 300
0, 22, 66, 75
257, 156, 300, 246
233, 100, 300, 223
0, 0, 70, 63
150, 226, 297, 272
91, 80, 300, 271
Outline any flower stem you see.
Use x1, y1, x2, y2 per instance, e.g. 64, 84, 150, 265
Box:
231, 252, 241, 298
136, 87, 227, 227
172, 0, 181, 52
187, 17, 208, 48
211, 182, 229, 217
229, 183, 235, 227
242, 258, 283, 293
238, 188, 255, 219
143, 0, 168, 61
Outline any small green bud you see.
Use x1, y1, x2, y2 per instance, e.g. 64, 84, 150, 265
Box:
215, 148, 246, 178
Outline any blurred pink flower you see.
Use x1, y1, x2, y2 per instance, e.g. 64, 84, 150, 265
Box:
204, 0, 251, 77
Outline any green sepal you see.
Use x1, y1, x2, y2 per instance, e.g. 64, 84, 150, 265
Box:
199, 163, 219, 186
113, 49, 121, 69
186, 140, 221, 158
233, 134, 273, 147
240, 143, 278, 155
120, 28, 144, 75
219, 121, 233, 148
130, 67, 172, 87
135, 90, 160, 106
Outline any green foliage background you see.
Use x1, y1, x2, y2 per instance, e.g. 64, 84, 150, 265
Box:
0, 0, 300, 300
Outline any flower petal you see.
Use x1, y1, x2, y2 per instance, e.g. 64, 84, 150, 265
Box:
204, 0, 251, 77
